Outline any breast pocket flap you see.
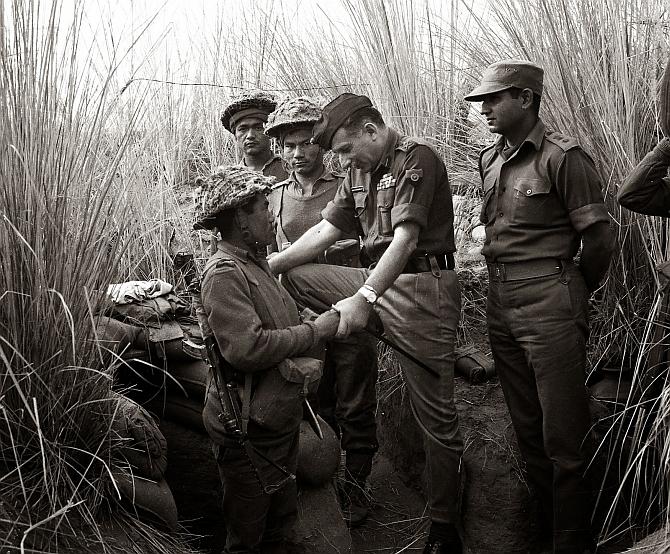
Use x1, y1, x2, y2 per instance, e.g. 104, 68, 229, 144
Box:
513, 178, 551, 197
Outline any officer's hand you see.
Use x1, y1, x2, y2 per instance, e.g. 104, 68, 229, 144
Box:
313, 309, 340, 341
333, 293, 373, 339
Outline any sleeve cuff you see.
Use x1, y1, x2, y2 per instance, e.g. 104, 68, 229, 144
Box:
657, 138, 670, 158
569, 203, 610, 232
322, 203, 356, 234
391, 203, 429, 229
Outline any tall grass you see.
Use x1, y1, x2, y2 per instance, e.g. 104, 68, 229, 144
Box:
0, 1, 194, 551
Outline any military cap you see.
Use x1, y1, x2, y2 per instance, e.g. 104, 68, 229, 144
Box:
311, 93, 373, 149
220, 90, 278, 133
264, 96, 322, 138
193, 165, 273, 230
464, 59, 544, 102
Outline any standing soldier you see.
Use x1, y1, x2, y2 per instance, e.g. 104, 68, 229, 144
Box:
464, 60, 613, 554
264, 96, 379, 526
220, 90, 288, 182
268, 93, 464, 554
193, 165, 339, 553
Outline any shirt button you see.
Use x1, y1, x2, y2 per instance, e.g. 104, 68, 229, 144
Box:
526, 189, 532, 195
499, 212, 503, 217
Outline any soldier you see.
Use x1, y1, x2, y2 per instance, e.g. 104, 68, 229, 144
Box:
464, 60, 613, 554
264, 96, 379, 526
220, 90, 288, 182
268, 93, 464, 554
193, 165, 339, 553
617, 137, 670, 214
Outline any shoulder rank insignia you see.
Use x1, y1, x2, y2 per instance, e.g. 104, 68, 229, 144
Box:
377, 173, 396, 190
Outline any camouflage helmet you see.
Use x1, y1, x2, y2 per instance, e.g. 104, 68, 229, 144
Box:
220, 90, 278, 133
264, 96, 322, 138
193, 165, 274, 230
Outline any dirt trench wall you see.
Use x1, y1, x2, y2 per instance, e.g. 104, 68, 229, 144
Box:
378, 377, 536, 554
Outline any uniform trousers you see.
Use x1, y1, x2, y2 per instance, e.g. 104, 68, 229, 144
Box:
319, 332, 379, 475
283, 263, 463, 524
486, 262, 595, 553
215, 430, 300, 554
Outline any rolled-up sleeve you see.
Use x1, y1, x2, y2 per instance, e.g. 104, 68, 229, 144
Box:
202, 265, 318, 373
555, 148, 611, 232
390, 145, 437, 229
617, 138, 670, 217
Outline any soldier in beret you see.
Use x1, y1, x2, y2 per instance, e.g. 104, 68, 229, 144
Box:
194, 165, 339, 553
220, 90, 288, 182
268, 93, 464, 553
464, 60, 613, 554
265, 96, 379, 527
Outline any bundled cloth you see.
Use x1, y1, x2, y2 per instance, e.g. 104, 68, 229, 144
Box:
107, 279, 174, 305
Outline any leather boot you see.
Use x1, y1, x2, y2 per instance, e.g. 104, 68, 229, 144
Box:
341, 450, 374, 527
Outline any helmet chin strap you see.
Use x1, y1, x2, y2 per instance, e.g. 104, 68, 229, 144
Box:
234, 209, 258, 251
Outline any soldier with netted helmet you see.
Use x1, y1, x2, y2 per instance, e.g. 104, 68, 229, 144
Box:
194, 165, 339, 553
220, 90, 288, 182
265, 96, 379, 527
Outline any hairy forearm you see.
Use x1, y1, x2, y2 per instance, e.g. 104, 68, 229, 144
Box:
364, 223, 419, 297
269, 219, 343, 275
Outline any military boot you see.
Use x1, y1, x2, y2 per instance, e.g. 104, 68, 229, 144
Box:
422, 522, 463, 554
340, 450, 374, 527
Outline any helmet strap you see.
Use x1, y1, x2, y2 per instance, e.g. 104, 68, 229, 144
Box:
234, 209, 257, 251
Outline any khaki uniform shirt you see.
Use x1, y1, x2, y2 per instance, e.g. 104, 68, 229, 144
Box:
617, 138, 670, 216
479, 119, 609, 263
244, 155, 288, 183
322, 129, 456, 262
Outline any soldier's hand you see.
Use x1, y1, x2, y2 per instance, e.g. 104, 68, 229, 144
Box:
313, 309, 340, 340
333, 293, 373, 339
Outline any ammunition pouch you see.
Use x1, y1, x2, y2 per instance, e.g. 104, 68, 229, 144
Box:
249, 357, 323, 433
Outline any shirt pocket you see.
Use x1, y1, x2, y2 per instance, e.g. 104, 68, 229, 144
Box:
352, 188, 369, 237
511, 178, 552, 225
377, 187, 395, 236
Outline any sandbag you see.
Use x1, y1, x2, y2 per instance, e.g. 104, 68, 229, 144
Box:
112, 470, 178, 532
296, 416, 340, 488
167, 359, 209, 401
147, 393, 206, 433
111, 393, 168, 480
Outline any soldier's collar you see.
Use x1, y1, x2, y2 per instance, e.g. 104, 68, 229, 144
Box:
494, 119, 545, 155
216, 239, 256, 264
373, 128, 400, 173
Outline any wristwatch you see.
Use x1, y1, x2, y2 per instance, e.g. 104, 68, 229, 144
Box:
357, 284, 379, 305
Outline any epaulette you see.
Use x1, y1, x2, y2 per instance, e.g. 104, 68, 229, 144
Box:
202, 255, 237, 280
271, 178, 289, 190
545, 130, 579, 152
331, 170, 346, 180
396, 136, 419, 152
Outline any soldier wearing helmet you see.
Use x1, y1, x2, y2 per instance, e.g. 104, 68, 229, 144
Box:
194, 165, 339, 553
220, 90, 288, 182
265, 97, 379, 527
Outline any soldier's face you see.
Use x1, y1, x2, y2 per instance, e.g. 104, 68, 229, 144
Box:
234, 116, 271, 158
331, 125, 381, 173
479, 89, 525, 137
245, 194, 274, 247
281, 127, 323, 177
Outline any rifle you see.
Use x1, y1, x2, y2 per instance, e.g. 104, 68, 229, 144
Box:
190, 279, 295, 495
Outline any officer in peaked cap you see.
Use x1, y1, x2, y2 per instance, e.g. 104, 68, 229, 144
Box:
465, 60, 613, 554
220, 90, 288, 182
269, 92, 465, 553
265, 96, 380, 527
194, 164, 339, 553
